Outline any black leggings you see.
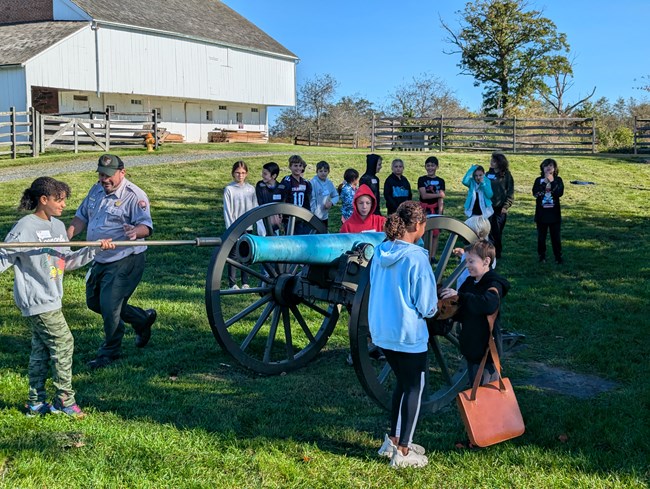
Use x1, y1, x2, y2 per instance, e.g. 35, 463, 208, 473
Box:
383, 349, 427, 448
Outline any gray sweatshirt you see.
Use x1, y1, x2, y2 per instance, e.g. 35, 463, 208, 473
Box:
0, 214, 97, 316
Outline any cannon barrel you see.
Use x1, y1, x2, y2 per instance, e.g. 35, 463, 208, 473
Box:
237, 232, 386, 265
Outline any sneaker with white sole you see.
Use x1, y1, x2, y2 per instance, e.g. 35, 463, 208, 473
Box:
390, 448, 428, 468
230, 284, 240, 290
241, 284, 250, 289
25, 402, 51, 417
378, 434, 426, 458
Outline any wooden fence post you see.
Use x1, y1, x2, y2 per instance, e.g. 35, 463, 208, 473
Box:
30, 107, 39, 157
73, 120, 78, 153
10, 106, 17, 159
591, 118, 596, 154
439, 115, 444, 152
152, 109, 159, 149
39, 112, 45, 154
512, 117, 517, 153
105, 107, 111, 151
371, 114, 376, 152
354, 131, 358, 149
634, 117, 638, 155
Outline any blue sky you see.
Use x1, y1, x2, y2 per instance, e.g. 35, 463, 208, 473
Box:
223, 0, 649, 121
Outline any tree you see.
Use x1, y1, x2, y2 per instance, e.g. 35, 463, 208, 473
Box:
321, 95, 375, 137
297, 73, 338, 133
635, 75, 650, 93
441, 0, 571, 117
384, 73, 468, 118
539, 57, 596, 117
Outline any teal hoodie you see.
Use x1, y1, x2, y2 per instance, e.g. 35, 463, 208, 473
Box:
368, 239, 437, 353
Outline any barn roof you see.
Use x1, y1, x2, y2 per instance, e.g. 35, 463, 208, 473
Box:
0, 22, 85, 65
70, 0, 297, 59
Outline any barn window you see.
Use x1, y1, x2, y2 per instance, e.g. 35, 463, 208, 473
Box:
106, 105, 116, 112
206, 110, 214, 121
236, 112, 243, 123
251, 108, 259, 113
131, 99, 143, 105
73, 95, 88, 101
219, 105, 227, 110
154, 108, 162, 119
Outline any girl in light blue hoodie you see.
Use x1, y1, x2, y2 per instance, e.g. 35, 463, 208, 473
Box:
369, 201, 437, 468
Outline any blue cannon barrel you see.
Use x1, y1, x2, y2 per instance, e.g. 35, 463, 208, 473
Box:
237, 232, 386, 265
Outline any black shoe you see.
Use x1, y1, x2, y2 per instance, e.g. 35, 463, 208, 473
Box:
87, 355, 117, 370
538, 255, 546, 263
135, 309, 156, 348
555, 257, 563, 265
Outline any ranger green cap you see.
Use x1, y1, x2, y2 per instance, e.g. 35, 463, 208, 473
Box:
97, 154, 124, 176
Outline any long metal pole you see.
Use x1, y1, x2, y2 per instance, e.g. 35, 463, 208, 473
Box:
0, 237, 222, 249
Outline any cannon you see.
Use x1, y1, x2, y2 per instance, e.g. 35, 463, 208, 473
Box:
1, 202, 522, 413
204, 203, 519, 413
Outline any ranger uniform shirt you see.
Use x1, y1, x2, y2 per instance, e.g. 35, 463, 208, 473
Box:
75, 178, 153, 264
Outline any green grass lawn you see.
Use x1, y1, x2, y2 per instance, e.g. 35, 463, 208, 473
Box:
0, 148, 649, 488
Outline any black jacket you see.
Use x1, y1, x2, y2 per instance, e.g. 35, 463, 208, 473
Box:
383, 173, 412, 215
533, 176, 564, 224
359, 154, 382, 215
487, 169, 515, 211
455, 269, 511, 364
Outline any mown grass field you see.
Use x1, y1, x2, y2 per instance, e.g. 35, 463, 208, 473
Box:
1, 146, 649, 488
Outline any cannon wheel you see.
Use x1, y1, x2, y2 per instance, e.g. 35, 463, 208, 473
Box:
349, 215, 479, 413
206, 203, 339, 375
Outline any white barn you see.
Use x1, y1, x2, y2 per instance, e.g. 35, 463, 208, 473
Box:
0, 0, 298, 142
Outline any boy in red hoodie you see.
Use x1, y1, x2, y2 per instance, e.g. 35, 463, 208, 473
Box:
340, 184, 387, 233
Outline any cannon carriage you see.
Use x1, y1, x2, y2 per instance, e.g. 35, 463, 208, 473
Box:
205, 203, 509, 413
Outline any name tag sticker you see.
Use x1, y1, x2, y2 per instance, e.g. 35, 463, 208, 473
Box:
273, 194, 281, 201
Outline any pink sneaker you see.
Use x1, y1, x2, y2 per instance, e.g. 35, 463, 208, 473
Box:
51, 402, 87, 418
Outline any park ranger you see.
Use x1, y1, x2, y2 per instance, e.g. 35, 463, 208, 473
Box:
67, 154, 157, 369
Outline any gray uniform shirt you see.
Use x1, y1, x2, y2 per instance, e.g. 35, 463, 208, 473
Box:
75, 178, 153, 263
0, 214, 96, 316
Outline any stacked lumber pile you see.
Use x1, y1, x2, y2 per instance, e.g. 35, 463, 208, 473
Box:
222, 130, 268, 143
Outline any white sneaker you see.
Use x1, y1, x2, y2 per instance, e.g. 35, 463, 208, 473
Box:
390, 448, 428, 468
230, 285, 240, 290
242, 284, 250, 289
378, 434, 425, 458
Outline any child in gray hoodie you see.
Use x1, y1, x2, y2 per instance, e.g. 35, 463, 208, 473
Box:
0, 177, 113, 417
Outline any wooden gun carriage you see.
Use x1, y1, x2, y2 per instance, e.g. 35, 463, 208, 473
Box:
206, 203, 523, 413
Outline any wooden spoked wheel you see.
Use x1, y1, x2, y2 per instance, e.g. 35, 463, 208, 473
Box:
205, 204, 340, 375
348, 215, 479, 412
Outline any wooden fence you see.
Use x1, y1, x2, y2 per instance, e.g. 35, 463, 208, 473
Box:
371, 116, 596, 154
0, 107, 38, 158
40, 109, 160, 153
294, 130, 358, 148
634, 117, 650, 154
0, 108, 160, 158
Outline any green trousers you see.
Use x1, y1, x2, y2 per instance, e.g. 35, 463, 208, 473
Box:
26, 309, 76, 408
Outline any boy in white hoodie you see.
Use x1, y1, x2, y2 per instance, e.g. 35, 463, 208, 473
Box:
310, 160, 339, 229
